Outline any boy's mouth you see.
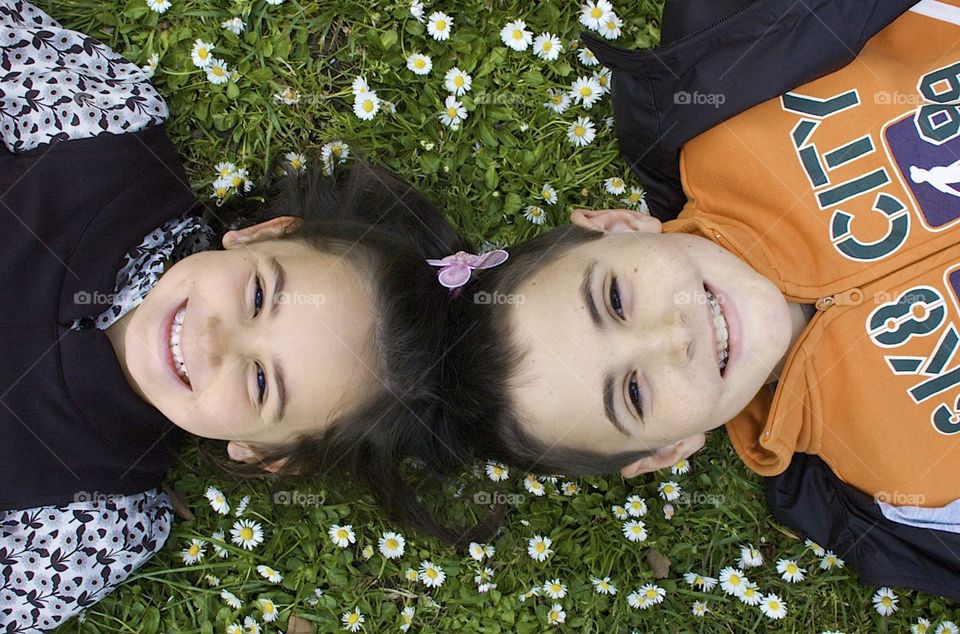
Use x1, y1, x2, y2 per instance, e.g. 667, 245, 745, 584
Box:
166, 300, 192, 389
703, 283, 730, 376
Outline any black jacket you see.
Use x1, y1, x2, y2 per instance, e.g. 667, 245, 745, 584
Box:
585, 0, 960, 602
0, 124, 199, 510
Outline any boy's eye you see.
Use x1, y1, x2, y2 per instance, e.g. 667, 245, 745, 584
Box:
256, 363, 266, 404
628, 372, 644, 420
253, 275, 264, 316
609, 275, 623, 319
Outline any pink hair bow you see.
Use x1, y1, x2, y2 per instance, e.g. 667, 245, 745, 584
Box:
426, 249, 509, 289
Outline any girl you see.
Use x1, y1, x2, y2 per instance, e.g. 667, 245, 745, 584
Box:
0, 0, 474, 628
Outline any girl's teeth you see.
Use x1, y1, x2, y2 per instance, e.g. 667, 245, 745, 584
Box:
169, 307, 190, 384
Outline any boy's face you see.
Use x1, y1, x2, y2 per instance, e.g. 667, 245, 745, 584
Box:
108, 218, 379, 462
505, 210, 796, 472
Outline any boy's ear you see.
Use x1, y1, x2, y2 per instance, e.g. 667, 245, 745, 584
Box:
619, 433, 706, 478
226, 441, 290, 474
222, 215, 302, 249
570, 208, 662, 235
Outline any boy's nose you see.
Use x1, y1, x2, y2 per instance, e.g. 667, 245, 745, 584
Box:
635, 308, 694, 367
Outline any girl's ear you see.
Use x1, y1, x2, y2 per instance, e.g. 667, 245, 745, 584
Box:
222, 215, 302, 249
570, 208, 662, 234
619, 433, 706, 478
226, 441, 290, 474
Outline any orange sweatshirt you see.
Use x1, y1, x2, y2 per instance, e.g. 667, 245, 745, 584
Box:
663, 1, 960, 507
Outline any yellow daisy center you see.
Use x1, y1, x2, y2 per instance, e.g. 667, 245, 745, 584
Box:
769, 600, 780, 610
436, 20, 446, 30
730, 575, 741, 584
512, 29, 522, 40
579, 86, 592, 97
543, 41, 553, 51
362, 100, 374, 112
337, 529, 348, 539
199, 49, 208, 59
591, 7, 603, 18
403, 614, 412, 623
263, 603, 274, 613
212, 67, 224, 77
535, 543, 546, 552
550, 610, 560, 620
348, 613, 359, 624
664, 485, 675, 493
787, 564, 797, 573
415, 59, 425, 69
645, 589, 657, 598
386, 539, 398, 549
606, 20, 617, 29
552, 95, 563, 105
574, 125, 585, 136
454, 76, 464, 86
189, 544, 200, 556
882, 597, 892, 606
426, 568, 438, 579
446, 107, 458, 118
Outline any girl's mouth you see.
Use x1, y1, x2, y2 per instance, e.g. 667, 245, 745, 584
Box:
162, 299, 191, 390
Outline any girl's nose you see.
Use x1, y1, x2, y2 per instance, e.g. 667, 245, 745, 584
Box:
197, 314, 228, 367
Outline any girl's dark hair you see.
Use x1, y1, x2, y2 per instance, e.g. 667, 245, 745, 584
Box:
196, 159, 504, 545
439, 223, 659, 477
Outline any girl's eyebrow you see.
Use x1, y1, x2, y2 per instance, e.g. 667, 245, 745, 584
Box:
581, 259, 602, 327
268, 255, 288, 424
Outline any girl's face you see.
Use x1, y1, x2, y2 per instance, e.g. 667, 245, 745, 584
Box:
106, 218, 379, 457
504, 210, 797, 469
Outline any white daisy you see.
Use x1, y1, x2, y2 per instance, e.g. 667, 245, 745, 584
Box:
211, 530, 229, 558
444, 67, 472, 96
205, 485, 229, 514
230, 519, 265, 550
544, 88, 571, 114
578, 47, 599, 66
625, 495, 648, 517
914, 618, 932, 634
718, 566, 747, 596
329, 524, 356, 548
342, 607, 364, 632
570, 76, 602, 109
191, 40, 215, 69
140, 52, 159, 79
351, 76, 369, 96
474, 566, 495, 588
519, 585, 542, 602
353, 90, 381, 121
663, 503, 675, 520
760, 593, 787, 619
692, 600, 709, 617
682, 571, 717, 591
567, 116, 596, 147
221, 589, 242, 609
540, 183, 558, 205
283, 151, 306, 175
738, 544, 764, 568
524, 474, 546, 496
547, 604, 566, 625
406, 53, 433, 76
626, 590, 646, 609
611, 505, 629, 520
204, 574, 220, 587
561, 481, 580, 496
622, 520, 648, 543
222, 17, 244, 35
528, 535, 553, 561
598, 13, 623, 40
234, 495, 250, 516
524, 206, 547, 225
378, 532, 405, 559
468, 542, 493, 561
214, 161, 237, 178
543, 578, 567, 599
591, 576, 617, 595
427, 11, 453, 41
872, 587, 898, 616
658, 481, 682, 501
604, 177, 626, 195
257, 565, 283, 583
500, 20, 533, 52
205, 58, 230, 85
594, 67, 612, 94
404, 568, 419, 582
621, 186, 645, 210
400, 606, 415, 632
146, 0, 171, 13
362, 545, 374, 560
439, 95, 467, 128
418, 560, 446, 588
209, 177, 233, 200
738, 582, 763, 606
819, 551, 845, 570
264, 0, 284, 5
226, 624, 242, 634
936, 622, 959, 634
805, 539, 826, 556
258, 598, 278, 622
243, 615, 262, 634
485, 461, 509, 482
533, 33, 562, 61
181, 539, 205, 565
579, 0, 615, 30
776, 558, 806, 583
628, 583, 665, 609
671, 459, 690, 475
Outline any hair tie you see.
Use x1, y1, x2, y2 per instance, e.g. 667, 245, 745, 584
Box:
426, 249, 509, 289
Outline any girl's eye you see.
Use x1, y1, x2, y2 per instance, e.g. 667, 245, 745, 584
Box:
253, 275, 264, 316
629, 373, 644, 420
609, 275, 624, 319
256, 363, 266, 404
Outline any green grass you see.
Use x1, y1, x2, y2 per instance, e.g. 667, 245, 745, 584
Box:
34, 0, 960, 632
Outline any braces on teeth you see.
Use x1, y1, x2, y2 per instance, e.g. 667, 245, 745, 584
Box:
706, 291, 729, 370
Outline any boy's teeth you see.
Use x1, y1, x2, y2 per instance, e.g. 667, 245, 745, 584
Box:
706, 292, 729, 371
169, 307, 190, 384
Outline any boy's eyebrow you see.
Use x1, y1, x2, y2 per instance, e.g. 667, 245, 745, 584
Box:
581, 259, 601, 327
269, 255, 287, 424
603, 372, 632, 437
